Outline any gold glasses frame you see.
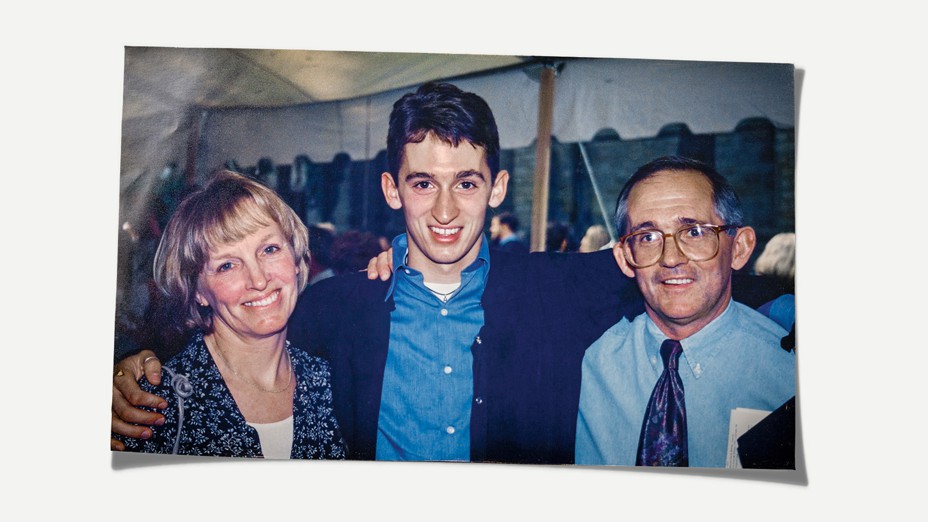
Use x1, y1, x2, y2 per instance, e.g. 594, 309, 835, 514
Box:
619, 224, 740, 268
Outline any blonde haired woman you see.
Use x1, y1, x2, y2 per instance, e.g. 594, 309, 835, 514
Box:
114, 170, 345, 459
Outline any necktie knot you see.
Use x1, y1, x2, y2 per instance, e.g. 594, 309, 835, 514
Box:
660, 339, 682, 371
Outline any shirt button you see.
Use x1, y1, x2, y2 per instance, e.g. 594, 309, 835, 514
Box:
446, 426, 455, 435
444, 365, 453, 374
474, 397, 484, 405
440, 308, 448, 316
404, 269, 411, 275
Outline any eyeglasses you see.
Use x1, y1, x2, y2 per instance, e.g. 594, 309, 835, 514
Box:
619, 224, 740, 268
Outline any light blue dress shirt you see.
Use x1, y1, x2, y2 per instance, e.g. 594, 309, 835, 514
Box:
575, 300, 795, 468
375, 234, 489, 461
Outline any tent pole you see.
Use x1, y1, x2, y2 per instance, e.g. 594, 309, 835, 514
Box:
529, 65, 556, 252
186, 108, 207, 186
578, 142, 616, 243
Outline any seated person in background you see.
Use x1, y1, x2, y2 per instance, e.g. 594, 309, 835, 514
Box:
575, 156, 795, 468
489, 211, 528, 253
330, 229, 387, 275
753, 232, 796, 285
753, 232, 797, 333
112, 169, 346, 459
306, 225, 336, 286
545, 221, 572, 253
578, 224, 611, 253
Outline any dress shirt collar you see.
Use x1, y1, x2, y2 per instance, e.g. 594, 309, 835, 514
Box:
644, 298, 734, 379
384, 233, 491, 302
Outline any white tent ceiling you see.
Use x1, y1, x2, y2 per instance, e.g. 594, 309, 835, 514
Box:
123, 47, 528, 110
120, 47, 527, 184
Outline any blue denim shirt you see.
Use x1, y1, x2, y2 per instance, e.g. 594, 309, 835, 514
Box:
575, 300, 795, 468
375, 234, 489, 461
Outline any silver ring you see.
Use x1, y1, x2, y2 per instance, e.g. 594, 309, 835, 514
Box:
143, 356, 159, 365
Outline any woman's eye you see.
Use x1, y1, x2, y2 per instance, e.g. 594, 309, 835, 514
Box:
217, 262, 234, 272
264, 245, 281, 255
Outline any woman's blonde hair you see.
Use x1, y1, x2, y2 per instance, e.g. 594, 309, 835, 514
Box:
152, 169, 310, 333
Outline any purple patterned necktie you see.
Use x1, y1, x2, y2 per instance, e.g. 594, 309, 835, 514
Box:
636, 339, 689, 466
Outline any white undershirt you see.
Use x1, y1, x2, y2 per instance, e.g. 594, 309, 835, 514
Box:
247, 415, 294, 459
423, 281, 461, 302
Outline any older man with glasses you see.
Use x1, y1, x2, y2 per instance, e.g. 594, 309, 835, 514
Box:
574, 156, 796, 469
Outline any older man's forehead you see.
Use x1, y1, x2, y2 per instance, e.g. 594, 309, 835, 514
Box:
639, 168, 712, 192
628, 216, 707, 234
629, 171, 717, 222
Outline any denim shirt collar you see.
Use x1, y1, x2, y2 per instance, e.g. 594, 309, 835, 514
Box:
384, 233, 491, 302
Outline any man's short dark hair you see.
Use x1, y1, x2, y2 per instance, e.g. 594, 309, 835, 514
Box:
614, 155, 744, 236
496, 211, 519, 232
387, 82, 501, 182
546, 221, 571, 252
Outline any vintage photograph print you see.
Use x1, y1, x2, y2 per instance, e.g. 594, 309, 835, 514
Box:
112, 47, 797, 469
